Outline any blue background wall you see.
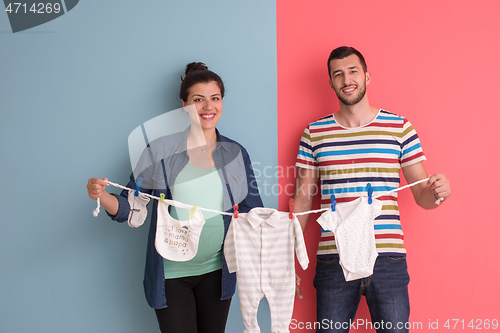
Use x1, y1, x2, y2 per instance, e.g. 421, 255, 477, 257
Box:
0, 1, 277, 332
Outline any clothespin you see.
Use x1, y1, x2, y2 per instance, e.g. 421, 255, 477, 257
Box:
189, 206, 197, 219
330, 194, 336, 211
233, 204, 239, 219
289, 198, 294, 219
135, 177, 143, 197
159, 193, 165, 203
367, 183, 373, 205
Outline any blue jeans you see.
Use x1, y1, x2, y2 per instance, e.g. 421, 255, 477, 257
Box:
314, 256, 410, 333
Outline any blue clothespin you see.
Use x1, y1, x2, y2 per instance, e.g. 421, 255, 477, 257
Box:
135, 177, 143, 197
330, 194, 337, 212
367, 183, 373, 205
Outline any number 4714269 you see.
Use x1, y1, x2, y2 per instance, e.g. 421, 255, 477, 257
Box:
5, 3, 61, 14
444, 319, 498, 329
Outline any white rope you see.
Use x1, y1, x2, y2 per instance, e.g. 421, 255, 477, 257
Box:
93, 180, 233, 217
293, 177, 442, 217
92, 198, 100, 217
373, 177, 429, 198
93, 177, 442, 218
294, 208, 327, 216
374, 177, 443, 205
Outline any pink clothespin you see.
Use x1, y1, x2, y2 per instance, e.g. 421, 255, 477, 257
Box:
289, 198, 294, 219
233, 204, 239, 219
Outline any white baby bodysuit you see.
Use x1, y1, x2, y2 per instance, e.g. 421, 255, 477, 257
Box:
224, 208, 309, 333
317, 196, 383, 281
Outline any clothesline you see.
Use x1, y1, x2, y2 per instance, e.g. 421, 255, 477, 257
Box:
92, 180, 234, 217
93, 177, 441, 218
292, 177, 437, 216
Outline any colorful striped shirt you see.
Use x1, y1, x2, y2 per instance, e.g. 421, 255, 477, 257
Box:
295, 109, 426, 257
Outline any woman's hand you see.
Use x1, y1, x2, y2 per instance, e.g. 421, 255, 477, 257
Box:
87, 177, 109, 200
87, 178, 119, 216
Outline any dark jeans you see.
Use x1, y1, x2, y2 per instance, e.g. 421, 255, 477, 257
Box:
155, 269, 231, 333
314, 256, 410, 333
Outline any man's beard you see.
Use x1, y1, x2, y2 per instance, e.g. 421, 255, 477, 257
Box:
335, 84, 367, 106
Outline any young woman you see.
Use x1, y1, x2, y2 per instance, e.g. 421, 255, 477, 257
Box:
87, 63, 262, 333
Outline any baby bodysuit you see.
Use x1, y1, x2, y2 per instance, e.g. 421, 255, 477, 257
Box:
317, 196, 382, 281
224, 208, 309, 333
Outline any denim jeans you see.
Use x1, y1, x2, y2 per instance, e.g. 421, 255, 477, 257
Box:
314, 256, 410, 333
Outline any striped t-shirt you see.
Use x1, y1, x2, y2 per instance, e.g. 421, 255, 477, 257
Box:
295, 109, 426, 257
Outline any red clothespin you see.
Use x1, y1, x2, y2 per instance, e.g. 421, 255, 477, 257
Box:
289, 198, 294, 219
233, 204, 239, 219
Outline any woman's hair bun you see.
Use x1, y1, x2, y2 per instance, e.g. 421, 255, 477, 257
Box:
185, 62, 208, 76
179, 62, 225, 102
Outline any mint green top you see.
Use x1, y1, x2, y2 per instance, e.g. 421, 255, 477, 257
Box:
163, 162, 225, 279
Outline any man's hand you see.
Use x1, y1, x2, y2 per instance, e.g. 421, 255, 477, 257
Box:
402, 162, 451, 209
295, 273, 303, 299
427, 173, 451, 203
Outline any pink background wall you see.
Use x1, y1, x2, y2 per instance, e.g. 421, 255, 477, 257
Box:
277, 1, 500, 331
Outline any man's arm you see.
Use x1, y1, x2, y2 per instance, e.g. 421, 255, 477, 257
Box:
292, 167, 319, 299
402, 161, 451, 209
293, 167, 320, 231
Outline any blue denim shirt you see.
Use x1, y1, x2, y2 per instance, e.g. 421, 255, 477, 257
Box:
108, 129, 263, 309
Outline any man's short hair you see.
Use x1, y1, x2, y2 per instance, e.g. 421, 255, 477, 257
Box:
327, 46, 367, 77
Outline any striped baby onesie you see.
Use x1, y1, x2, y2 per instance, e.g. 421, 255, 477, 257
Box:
296, 109, 426, 258
224, 208, 309, 333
